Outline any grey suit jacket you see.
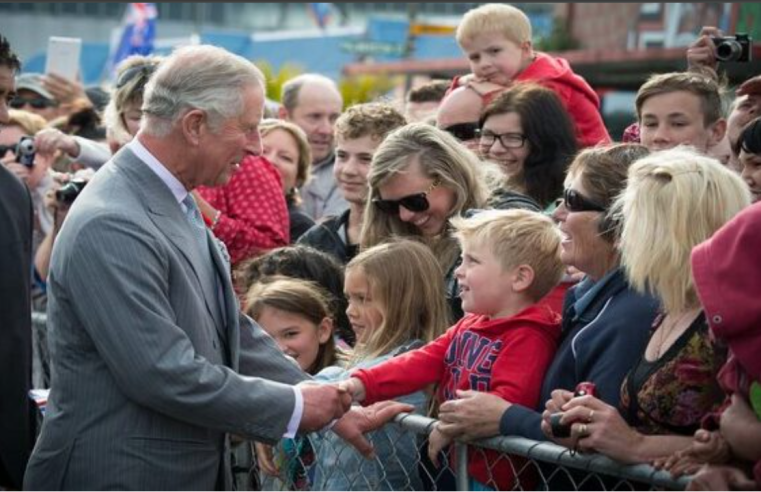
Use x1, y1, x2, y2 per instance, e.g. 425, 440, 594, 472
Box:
24, 146, 307, 490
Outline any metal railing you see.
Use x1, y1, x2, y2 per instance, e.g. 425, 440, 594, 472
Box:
243, 412, 691, 491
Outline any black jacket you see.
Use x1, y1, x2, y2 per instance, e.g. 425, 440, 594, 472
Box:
0, 165, 35, 489
297, 209, 357, 265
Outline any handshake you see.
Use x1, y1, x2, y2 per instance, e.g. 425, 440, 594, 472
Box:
296, 378, 410, 459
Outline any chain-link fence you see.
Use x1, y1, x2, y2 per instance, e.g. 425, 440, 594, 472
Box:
31, 311, 691, 490
242, 412, 691, 491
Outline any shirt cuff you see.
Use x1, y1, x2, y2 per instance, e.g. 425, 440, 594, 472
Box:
284, 386, 303, 438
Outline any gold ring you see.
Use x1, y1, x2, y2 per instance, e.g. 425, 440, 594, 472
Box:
588, 410, 595, 423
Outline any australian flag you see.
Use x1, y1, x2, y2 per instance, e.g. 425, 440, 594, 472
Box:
107, 3, 158, 80
307, 3, 334, 30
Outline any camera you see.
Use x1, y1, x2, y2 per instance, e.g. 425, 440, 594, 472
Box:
549, 382, 597, 438
712, 34, 752, 63
56, 178, 87, 205
16, 136, 36, 168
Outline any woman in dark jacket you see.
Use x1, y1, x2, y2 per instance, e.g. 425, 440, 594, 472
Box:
437, 143, 659, 441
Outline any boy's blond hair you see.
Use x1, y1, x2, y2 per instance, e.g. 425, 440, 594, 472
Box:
456, 4, 532, 46
451, 209, 564, 302
334, 102, 407, 143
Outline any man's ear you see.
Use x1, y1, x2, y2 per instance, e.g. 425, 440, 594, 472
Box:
512, 264, 536, 293
317, 317, 334, 344
708, 118, 728, 148
180, 109, 207, 146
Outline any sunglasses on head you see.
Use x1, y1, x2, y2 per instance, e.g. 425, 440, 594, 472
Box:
373, 179, 440, 215
115, 63, 157, 90
10, 97, 56, 109
563, 188, 606, 213
442, 122, 480, 142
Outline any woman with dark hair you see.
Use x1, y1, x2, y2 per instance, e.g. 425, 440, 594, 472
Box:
479, 83, 578, 210
738, 116, 761, 203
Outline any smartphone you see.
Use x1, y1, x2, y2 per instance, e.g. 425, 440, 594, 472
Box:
45, 36, 82, 81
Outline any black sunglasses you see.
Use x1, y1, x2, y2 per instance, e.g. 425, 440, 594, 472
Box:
442, 122, 480, 142
373, 180, 440, 215
10, 97, 56, 109
0, 144, 16, 156
116, 63, 157, 90
563, 188, 606, 213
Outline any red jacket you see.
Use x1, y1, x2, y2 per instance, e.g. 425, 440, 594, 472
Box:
691, 201, 761, 382
515, 53, 610, 148
353, 304, 561, 488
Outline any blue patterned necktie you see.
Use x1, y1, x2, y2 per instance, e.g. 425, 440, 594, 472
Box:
182, 194, 211, 260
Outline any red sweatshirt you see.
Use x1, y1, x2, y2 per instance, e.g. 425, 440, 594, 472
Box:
450, 52, 611, 149
516, 53, 610, 148
353, 304, 561, 488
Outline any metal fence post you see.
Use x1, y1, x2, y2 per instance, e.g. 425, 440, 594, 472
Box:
455, 441, 469, 491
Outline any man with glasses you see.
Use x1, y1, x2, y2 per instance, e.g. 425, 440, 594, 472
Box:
436, 86, 500, 152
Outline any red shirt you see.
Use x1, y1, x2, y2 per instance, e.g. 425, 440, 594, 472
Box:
353, 305, 561, 488
197, 155, 289, 266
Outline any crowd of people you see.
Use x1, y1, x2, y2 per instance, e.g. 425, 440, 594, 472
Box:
1, 3, 760, 491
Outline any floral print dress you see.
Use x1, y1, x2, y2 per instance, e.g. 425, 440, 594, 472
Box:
620, 311, 727, 436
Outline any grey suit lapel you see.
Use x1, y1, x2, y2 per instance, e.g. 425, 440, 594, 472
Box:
114, 148, 228, 342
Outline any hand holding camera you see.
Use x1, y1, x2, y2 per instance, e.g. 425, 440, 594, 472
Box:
549, 382, 598, 438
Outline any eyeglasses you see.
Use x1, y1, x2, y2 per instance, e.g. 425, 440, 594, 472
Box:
442, 122, 480, 142
479, 130, 527, 150
10, 97, 56, 110
373, 179, 441, 215
115, 63, 157, 90
563, 188, 606, 213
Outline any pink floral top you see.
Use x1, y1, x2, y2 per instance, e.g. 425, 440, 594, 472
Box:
619, 312, 727, 436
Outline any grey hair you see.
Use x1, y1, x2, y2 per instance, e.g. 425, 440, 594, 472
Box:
280, 73, 340, 113
141, 45, 264, 137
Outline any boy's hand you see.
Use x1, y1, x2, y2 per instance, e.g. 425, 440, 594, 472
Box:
338, 377, 367, 403
427, 426, 453, 468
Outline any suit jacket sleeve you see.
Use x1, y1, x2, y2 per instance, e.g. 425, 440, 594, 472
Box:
61, 212, 299, 443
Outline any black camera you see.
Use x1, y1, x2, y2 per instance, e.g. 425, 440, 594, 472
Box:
56, 178, 87, 205
712, 34, 752, 63
549, 382, 597, 438
16, 136, 36, 168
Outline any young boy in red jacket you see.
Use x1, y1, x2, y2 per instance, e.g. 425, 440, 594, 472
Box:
448, 3, 610, 148
341, 209, 565, 490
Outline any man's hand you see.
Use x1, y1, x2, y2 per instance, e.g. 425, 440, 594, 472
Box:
338, 377, 367, 403
427, 426, 453, 467
437, 390, 509, 441
42, 73, 87, 108
737, 74, 761, 98
35, 128, 80, 158
297, 382, 352, 433
686, 27, 722, 74
331, 400, 415, 459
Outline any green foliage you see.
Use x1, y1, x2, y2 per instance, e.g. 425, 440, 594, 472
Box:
254, 59, 399, 109
338, 74, 399, 108
255, 59, 304, 102
535, 17, 580, 52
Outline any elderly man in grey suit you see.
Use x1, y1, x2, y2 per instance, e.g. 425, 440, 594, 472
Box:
24, 45, 409, 491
